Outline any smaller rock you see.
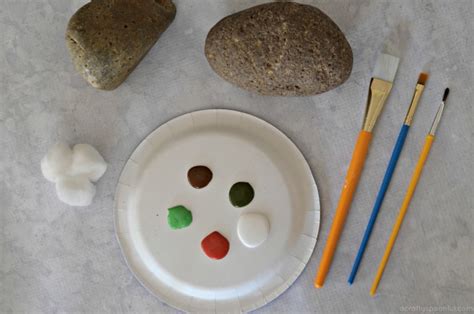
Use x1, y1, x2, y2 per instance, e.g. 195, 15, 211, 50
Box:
167, 205, 193, 229
66, 0, 176, 90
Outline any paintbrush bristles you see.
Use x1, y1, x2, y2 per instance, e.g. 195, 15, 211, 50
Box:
429, 88, 450, 135
417, 72, 429, 85
372, 53, 400, 83
443, 88, 450, 101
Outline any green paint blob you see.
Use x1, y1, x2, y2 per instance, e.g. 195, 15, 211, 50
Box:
167, 205, 192, 229
229, 182, 254, 207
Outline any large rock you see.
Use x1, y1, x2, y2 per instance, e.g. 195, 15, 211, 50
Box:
205, 2, 353, 96
66, 0, 176, 90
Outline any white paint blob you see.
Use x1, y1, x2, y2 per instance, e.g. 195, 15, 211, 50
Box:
237, 213, 270, 248
41, 142, 107, 206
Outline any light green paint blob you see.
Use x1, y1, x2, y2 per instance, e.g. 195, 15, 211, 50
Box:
167, 205, 192, 229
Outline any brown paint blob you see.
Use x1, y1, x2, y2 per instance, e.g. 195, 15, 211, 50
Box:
201, 231, 229, 260
187, 165, 213, 189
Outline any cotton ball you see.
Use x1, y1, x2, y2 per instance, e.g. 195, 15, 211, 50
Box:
70, 144, 107, 182
42, 142, 106, 207
41, 142, 73, 182
56, 176, 96, 206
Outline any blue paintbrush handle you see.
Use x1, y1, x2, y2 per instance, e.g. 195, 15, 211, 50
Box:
348, 124, 410, 284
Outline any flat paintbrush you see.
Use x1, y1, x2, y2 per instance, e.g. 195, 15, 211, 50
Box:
314, 53, 400, 288
348, 72, 429, 284
370, 88, 450, 296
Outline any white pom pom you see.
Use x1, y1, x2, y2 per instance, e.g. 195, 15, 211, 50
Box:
41, 142, 73, 182
55, 176, 96, 207
70, 144, 107, 182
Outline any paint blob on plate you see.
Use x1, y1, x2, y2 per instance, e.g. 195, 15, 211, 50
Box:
229, 182, 254, 207
187, 165, 213, 189
201, 231, 230, 260
167, 205, 192, 229
237, 213, 270, 248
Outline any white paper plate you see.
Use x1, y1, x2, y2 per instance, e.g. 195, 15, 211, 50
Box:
114, 109, 320, 312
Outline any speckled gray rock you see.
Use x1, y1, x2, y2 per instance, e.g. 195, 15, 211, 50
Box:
66, 0, 176, 90
205, 2, 353, 96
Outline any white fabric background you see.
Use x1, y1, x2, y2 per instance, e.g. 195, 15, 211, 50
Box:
1, 0, 472, 312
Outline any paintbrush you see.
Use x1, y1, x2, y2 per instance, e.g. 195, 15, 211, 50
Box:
348, 72, 429, 285
370, 88, 450, 296
314, 53, 400, 288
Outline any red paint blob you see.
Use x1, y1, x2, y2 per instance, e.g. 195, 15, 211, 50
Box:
201, 231, 230, 260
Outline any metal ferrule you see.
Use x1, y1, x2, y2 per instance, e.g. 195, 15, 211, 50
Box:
429, 101, 445, 136
404, 83, 425, 126
362, 78, 393, 132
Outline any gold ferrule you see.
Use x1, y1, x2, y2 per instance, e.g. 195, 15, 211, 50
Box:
404, 83, 425, 126
362, 78, 393, 132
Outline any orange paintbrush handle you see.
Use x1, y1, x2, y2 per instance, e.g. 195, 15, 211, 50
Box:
315, 130, 372, 288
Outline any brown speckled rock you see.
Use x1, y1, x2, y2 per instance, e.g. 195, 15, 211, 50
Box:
66, 0, 176, 90
205, 2, 353, 96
